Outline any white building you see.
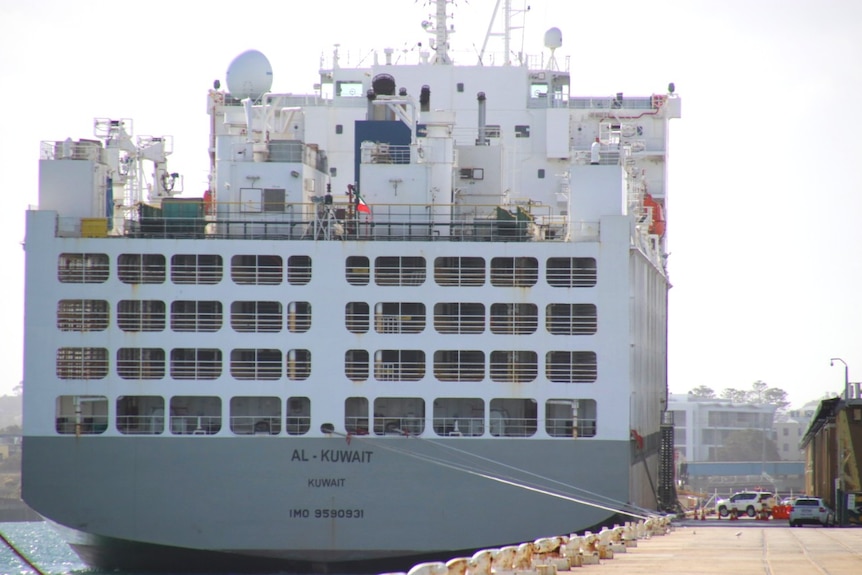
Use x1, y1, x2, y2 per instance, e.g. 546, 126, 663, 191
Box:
773, 401, 818, 461
668, 394, 777, 462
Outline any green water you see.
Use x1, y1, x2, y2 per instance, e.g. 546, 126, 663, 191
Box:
0, 522, 87, 575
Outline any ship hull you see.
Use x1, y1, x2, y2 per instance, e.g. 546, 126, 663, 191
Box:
24, 436, 633, 571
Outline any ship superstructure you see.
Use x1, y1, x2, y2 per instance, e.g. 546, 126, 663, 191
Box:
22, 1, 680, 572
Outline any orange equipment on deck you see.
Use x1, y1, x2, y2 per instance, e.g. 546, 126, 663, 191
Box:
643, 193, 666, 236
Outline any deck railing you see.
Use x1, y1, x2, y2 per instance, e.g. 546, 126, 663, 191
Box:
52, 202, 596, 242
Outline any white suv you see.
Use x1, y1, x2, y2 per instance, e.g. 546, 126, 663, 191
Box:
789, 497, 834, 527
715, 491, 775, 518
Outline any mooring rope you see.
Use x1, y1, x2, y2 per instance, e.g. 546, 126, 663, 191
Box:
333, 431, 651, 520
0, 529, 48, 575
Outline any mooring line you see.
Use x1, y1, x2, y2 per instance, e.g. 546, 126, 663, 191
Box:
0, 529, 48, 575
333, 431, 650, 520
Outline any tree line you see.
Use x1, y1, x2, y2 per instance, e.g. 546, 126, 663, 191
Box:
685, 380, 789, 462
687, 380, 789, 411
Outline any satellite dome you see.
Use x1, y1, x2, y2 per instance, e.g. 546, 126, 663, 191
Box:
544, 27, 563, 50
226, 50, 273, 100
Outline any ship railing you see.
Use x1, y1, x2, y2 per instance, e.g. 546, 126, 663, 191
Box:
117, 414, 165, 435
40, 139, 103, 162
169, 415, 221, 435
570, 136, 666, 158
566, 96, 657, 110
546, 417, 598, 438
55, 415, 109, 435
342, 416, 426, 436
490, 417, 538, 438
317, 47, 567, 73
432, 417, 484, 437
229, 416, 283, 436
58, 202, 603, 241
344, 416, 370, 435
360, 143, 412, 164
373, 416, 425, 435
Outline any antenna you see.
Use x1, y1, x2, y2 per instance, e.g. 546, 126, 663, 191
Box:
420, 0, 454, 64
479, 0, 529, 65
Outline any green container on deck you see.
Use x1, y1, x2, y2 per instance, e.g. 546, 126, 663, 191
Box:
160, 198, 205, 236
162, 198, 204, 219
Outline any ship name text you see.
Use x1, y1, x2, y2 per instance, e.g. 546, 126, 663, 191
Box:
291, 449, 374, 463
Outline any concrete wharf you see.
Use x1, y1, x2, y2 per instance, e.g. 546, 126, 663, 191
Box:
580, 519, 862, 574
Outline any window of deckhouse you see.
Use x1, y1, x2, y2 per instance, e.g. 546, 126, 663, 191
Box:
545, 351, 597, 383
545, 304, 597, 335
489, 303, 537, 334
374, 350, 425, 381
345, 350, 369, 382
169, 396, 221, 435
490, 257, 538, 287
545, 399, 597, 437
433, 302, 485, 334
117, 300, 166, 332
230, 349, 282, 380
171, 301, 223, 332
230, 396, 281, 435
231, 301, 282, 333
170, 348, 222, 380
490, 398, 537, 437
345, 302, 370, 333
57, 299, 109, 332
373, 397, 425, 435
56, 395, 108, 434
433, 398, 484, 437
118, 254, 166, 284
374, 302, 425, 334
345, 256, 370, 285
434, 257, 485, 286
231, 255, 283, 285
116, 348, 165, 380
58, 253, 109, 283
546, 257, 597, 287
489, 350, 537, 383
287, 255, 312, 285
287, 349, 311, 381
56, 348, 108, 380
345, 397, 369, 434
116, 395, 165, 435
433, 350, 484, 382
287, 397, 311, 435
375, 256, 426, 286
287, 301, 311, 333
171, 254, 223, 284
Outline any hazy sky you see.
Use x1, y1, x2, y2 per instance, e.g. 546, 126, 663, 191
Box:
1, 0, 860, 406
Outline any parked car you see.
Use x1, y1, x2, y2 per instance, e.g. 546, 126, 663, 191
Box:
788, 497, 834, 527
715, 491, 775, 518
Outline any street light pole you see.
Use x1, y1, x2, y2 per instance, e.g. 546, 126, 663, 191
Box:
829, 357, 848, 526
830, 357, 849, 399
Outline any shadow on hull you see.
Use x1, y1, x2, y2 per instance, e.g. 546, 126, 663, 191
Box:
69, 512, 628, 574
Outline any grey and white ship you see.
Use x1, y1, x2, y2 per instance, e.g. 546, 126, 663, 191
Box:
22, 0, 681, 572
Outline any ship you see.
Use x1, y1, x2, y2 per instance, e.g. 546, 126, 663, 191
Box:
22, 1, 681, 572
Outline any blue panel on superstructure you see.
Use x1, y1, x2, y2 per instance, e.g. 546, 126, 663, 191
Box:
353, 121, 411, 186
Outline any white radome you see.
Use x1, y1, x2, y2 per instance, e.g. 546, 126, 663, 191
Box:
226, 49, 273, 100
544, 27, 563, 49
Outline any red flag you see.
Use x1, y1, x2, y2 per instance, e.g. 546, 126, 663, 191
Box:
355, 191, 371, 214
